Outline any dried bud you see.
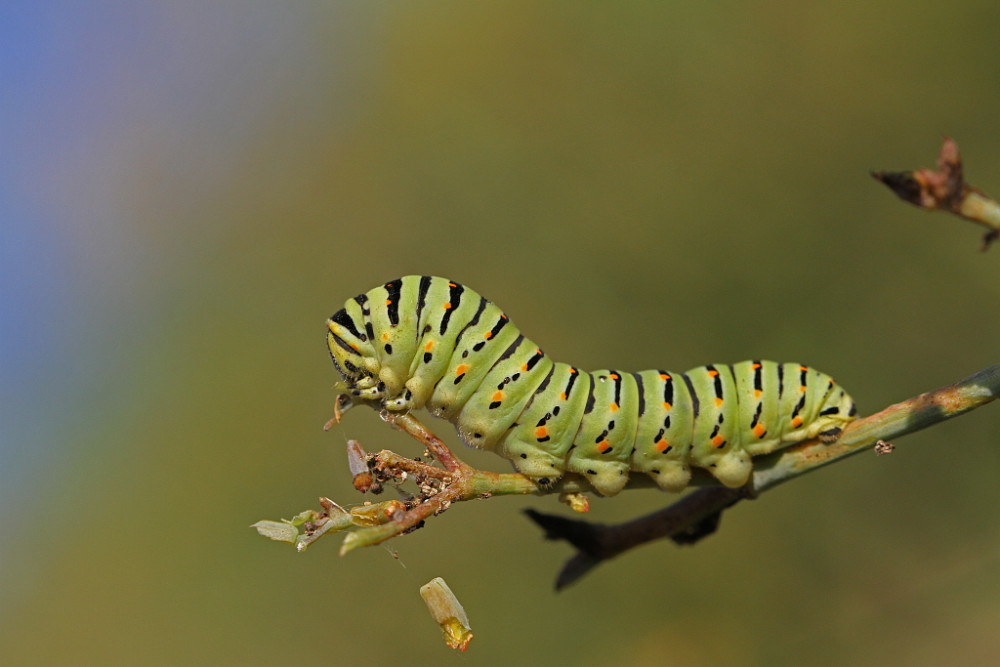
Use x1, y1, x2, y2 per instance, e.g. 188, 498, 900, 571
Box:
419, 577, 473, 651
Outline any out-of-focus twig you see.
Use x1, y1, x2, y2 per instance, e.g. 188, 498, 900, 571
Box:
872, 137, 1000, 250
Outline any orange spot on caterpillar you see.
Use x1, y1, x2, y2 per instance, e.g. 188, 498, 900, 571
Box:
662, 402, 672, 410
714, 397, 724, 408
597, 440, 611, 454
712, 435, 725, 447
609, 403, 619, 412
443, 302, 452, 310
454, 364, 469, 376
535, 426, 548, 439
449, 282, 458, 287
754, 389, 762, 398
791, 416, 803, 428
799, 386, 806, 393
424, 341, 434, 351
521, 362, 528, 371
610, 373, 620, 380
660, 373, 670, 380
799, 365, 808, 372
484, 332, 492, 339
560, 392, 568, 400
753, 423, 766, 437
752, 362, 761, 369
382, 332, 390, 341
569, 367, 578, 374
656, 439, 670, 453
708, 369, 719, 377
492, 391, 504, 402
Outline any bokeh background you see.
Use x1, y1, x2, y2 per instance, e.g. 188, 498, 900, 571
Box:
3, 2, 1000, 665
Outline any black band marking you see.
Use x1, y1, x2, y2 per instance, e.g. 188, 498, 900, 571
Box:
681, 373, 699, 418
384, 279, 402, 326
439, 282, 464, 335
330, 308, 364, 342
633, 372, 645, 416
415, 275, 432, 324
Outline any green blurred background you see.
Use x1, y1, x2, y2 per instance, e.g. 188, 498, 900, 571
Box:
3, 2, 1000, 665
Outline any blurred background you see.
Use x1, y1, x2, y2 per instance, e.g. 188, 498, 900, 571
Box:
3, 2, 999, 664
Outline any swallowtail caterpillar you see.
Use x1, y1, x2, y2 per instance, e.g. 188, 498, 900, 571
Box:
327, 276, 857, 496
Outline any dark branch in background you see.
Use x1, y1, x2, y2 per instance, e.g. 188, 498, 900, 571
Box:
872, 137, 1000, 250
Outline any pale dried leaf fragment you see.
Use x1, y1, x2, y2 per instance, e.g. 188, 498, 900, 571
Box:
250, 520, 300, 544
350, 499, 407, 526
419, 577, 473, 651
559, 492, 590, 513
346, 439, 376, 492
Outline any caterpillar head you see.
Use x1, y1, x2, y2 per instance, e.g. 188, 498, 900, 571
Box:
327, 307, 381, 395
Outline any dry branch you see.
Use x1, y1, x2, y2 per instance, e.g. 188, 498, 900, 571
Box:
873, 137, 1000, 250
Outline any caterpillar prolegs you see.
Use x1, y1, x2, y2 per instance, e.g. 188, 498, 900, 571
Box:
327, 276, 857, 496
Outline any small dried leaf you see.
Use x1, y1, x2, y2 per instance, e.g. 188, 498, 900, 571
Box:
346, 439, 375, 492
419, 577, 473, 651
250, 520, 299, 544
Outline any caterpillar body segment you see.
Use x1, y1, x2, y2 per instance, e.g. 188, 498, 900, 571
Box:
327, 276, 857, 496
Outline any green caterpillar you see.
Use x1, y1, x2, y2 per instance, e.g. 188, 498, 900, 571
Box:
327, 276, 857, 496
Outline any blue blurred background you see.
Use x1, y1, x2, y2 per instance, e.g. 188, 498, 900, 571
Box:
3, 2, 999, 664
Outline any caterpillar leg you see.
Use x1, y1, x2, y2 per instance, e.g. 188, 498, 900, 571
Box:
644, 462, 692, 493
708, 449, 753, 488
497, 437, 566, 487
817, 426, 844, 442
382, 390, 416, 411
351, 381, 387, 401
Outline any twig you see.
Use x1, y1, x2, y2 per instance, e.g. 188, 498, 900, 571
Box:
872, 137, 1000, 250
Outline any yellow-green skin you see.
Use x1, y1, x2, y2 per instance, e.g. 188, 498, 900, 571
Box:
327, 276, 857, 496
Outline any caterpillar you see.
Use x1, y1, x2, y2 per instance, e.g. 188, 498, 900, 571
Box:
327, 276, 857, 496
